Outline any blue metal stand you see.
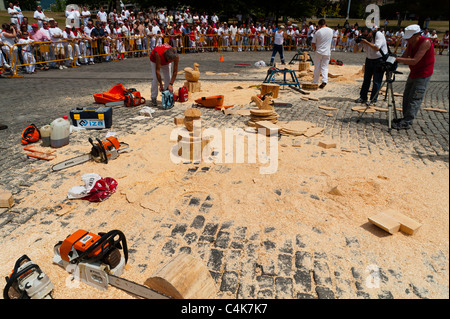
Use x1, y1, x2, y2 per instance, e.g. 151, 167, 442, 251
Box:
263, 68, 302, 91
289, 50, 314, 65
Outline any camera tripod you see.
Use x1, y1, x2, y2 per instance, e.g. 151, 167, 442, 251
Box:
356, 69, 403, 131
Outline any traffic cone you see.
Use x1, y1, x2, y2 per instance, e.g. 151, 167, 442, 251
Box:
220, 54, 224, 62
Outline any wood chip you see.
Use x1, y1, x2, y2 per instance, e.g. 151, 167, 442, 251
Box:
304, 127, 325, 137
319, 105, 337, 111
423, 108, 448, 113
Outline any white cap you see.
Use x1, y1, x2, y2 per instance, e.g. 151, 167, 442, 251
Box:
404, 24, 421, 39
66, 25, 72, 29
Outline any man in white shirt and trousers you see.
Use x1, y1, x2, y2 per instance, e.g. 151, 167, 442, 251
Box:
268, 25, 287, 66
311, 19, 333, 89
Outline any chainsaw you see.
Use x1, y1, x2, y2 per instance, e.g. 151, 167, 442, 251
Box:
52, 136, 129, 172
53, 229, 171, 299
4, 255, 54, 299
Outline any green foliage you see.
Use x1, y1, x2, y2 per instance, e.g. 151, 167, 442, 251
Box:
51, 0, 66, 12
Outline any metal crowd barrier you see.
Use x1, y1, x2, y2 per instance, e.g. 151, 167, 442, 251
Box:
3, 33, 445, 77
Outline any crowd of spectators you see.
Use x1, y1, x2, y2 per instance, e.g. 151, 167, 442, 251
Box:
1, 2, 449, 76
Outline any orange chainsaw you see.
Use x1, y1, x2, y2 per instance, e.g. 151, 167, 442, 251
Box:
52, 136, 129, 171
53, 229, 171, 299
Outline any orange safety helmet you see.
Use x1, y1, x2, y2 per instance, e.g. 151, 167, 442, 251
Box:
21, 124, 41, 145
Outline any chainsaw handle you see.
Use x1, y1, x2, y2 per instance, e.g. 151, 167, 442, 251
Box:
95, 138, 108, 164
3, 255, 42, 300
74, 230, 128, 265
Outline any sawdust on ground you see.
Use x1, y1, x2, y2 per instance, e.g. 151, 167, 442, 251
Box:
0, 68, 448, 299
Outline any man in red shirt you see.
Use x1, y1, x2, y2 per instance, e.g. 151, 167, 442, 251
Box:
394, 24, 435, 130
149, 43, 179, 106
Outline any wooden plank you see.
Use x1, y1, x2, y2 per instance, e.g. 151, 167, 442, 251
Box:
368, 212, 401, 234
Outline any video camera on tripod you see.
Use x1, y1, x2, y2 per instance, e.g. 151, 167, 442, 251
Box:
379, 47, 399, 73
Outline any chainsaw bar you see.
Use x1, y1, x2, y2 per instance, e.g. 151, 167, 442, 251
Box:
108, 274, 172, 299
52, 154, 92, 171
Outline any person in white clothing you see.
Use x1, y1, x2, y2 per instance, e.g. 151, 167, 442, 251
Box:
48, 18, 66, 69
18, 31, 35, 73
331, 26, 339, 51
81, 7, 91, 26
8, 3, 19, 25
269, 25, 287, 65
1, 23, 18, 69
33, 5, 46, 28
63, 25, 77, 67
311, 19, 333, 89
13, 2, 24, 25
97, 7, 108, 23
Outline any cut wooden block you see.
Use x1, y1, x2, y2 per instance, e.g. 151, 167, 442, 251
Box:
260, 83, 280, 98
302, 83, 318, 91
328, 73, 343, 78
174, 117, 184, 125
298, 62, 310, 72
184, 81, 201, 93
255, 121, 280, 135
318, 141, 336, 149
368, 209, 422, 235
368, 212, 401, 234
0, 190, 14, 208
144, 253, 217, 299
250, 108, 275, 117
386, 210, 422, 235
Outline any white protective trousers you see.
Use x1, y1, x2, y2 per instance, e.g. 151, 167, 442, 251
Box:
150, 61, 172, 99
313, 52, 330, 84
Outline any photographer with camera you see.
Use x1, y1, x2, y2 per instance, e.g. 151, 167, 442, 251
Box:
354, 26, 388, 106
392, 24, 435, 130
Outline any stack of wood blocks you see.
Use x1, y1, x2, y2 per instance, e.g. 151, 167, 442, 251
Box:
248, 108, 279, 127
368, 209, 422, 235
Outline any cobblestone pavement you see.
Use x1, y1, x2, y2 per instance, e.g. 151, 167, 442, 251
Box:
0, 50, 448, 299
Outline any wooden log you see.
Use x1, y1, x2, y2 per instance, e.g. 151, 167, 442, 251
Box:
298, 62, 310, 72
260, 83, 280, 98
144, 253, 217, 299
301, 83, 318, 91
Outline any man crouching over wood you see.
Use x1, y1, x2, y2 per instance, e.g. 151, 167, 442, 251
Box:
149, 44, 179, 106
